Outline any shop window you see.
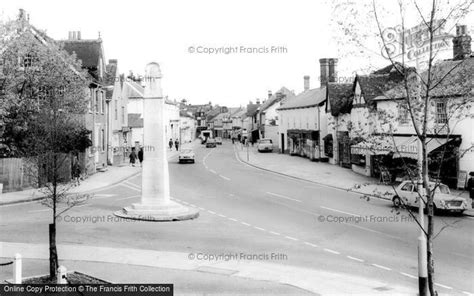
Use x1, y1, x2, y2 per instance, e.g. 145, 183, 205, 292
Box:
351, 153, 365, 166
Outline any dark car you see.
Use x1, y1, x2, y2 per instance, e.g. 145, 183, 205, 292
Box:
206, 138, 217, 148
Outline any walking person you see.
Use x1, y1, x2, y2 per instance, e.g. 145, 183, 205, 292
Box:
468, 172, 474, 202
129, 147, 137, 167
72, 155, 81, 186
138, 147, 144, 167
174, 139, 179, 151
169, 138, 173, 151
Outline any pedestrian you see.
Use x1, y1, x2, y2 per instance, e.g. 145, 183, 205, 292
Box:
468, 171, 474, 200
138, 147, 144, 166
174, 139, 179, 151
232, 137, 235, 144
129, 147, 137, 167
169, 138, 173, 150
72, 155, 81, 186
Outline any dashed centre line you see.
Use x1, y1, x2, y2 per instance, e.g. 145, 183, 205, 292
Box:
304, 242, 318, 248
434, 283, 453, 290
254, 226, 266, 231
269, 231, 281, 236
346, 256, 364, 262
372, 264, 391, 271
284, 236, 299, 241
323, 248, 340, 255
400, 272, 417, 279
209, 169, 217, 174
219, 175, 231, 181
266, 192, 302, 203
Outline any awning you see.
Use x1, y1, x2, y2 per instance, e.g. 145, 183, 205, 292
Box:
350, 136, 450, 159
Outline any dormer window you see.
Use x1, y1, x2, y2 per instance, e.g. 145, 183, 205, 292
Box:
435, 101, 447, 124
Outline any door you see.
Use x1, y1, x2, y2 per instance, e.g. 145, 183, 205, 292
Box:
281, 134, 285, 153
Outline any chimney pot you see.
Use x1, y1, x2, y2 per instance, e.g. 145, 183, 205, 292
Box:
304, 75, 310, 91
319, 58, 338, 86
68, 31, 73, 40
76, 31, 81, 40
268, 90, 272, 99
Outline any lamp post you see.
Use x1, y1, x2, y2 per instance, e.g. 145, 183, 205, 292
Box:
115, 62, 198, 221
417, 137, 427, 296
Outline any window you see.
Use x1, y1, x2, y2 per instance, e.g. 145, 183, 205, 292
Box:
121, 106, 125, 123
21, 53, 37, 68
401, 183, 414, 191
114, 100, 118, 120
398, 102, 410, 125
435, 101, 447, 124
94, 90, 98, 113
101, 92, 105, 114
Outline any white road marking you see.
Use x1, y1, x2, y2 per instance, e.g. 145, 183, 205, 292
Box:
462, 291, 474, 296
320, 206, 361, 217
94, 194, 116, 198
269, 231, 281, 236
372, 264, 391, 271
285, 236, 299, 241
254, 226, 266, 231
124, 181, 141, 189
347, 256, 364, 262
218, 214, 226, 218
74, 204, 89, 208
304, 242, 318, 248
117, 195, 140, 201
120, 183, 141, 192
400, 272, 417, 279
266, 192, 302, 203
241, 222, 251, 226
207, 210, 216, 214
210, 169, 217, 174
324, 248, 340, 255
434, 283, 453, 290
228, 218, 238, 222
198, 207, 205, 211
219, 175, 231, 181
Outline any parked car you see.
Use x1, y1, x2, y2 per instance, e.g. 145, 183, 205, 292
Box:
178, 149, 195, 163
206, 138, 217, 148
257, 138, 273, 152
201, 138, 207, 144
392, 180, 467, 214
215, 137, 223, 145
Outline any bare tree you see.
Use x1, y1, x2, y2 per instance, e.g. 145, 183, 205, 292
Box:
329, 1, 473, 295
0, 16, 92, 280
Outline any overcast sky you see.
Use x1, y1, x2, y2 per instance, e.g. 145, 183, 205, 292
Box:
1, 0, 473, 107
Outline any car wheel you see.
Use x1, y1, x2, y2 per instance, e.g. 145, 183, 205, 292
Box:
192, 160, 195, 163
178, 160, 182, 164
392, 196, 402, 208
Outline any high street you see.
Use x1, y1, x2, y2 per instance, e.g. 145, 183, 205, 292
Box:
1, 141, 473, 294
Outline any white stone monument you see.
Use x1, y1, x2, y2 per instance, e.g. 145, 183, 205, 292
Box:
115, 62, 198, 221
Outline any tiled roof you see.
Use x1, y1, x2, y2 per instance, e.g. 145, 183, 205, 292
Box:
260, 87, 295, 112
384, 57, 474, 99
326, 83, 353, 116
246, 103, 260, 117
62, 40, 102, 69
278, 87, 326, 110
128, 113, 143, 128
356, 72, 404, 102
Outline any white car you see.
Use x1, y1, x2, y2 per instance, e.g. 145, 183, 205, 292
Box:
178, 149, 195, 163
392, 180, 467, 214
257, 138, 273, 152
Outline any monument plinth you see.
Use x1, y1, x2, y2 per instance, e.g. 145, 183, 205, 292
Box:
115, 62, 199, 221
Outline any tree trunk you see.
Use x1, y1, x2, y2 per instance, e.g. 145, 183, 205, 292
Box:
49, 223, 58, 280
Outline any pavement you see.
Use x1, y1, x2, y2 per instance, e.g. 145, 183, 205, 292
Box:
234, 143, 474, 217
1, 242, 415, 295
0, 142, 193, 206
1, 140, 472, 295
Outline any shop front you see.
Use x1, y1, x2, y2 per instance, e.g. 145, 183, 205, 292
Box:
350, 135, 461, 186
287, 129, 320, 160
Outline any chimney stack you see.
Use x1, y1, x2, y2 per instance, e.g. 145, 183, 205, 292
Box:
76, 31, 81, 40
68, 31, 81, 40
453, 25, 472, 61
256, 98, 261, 105
268, 90, 272, 99
304, 75, 310, 91
319, 58, 338, 87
